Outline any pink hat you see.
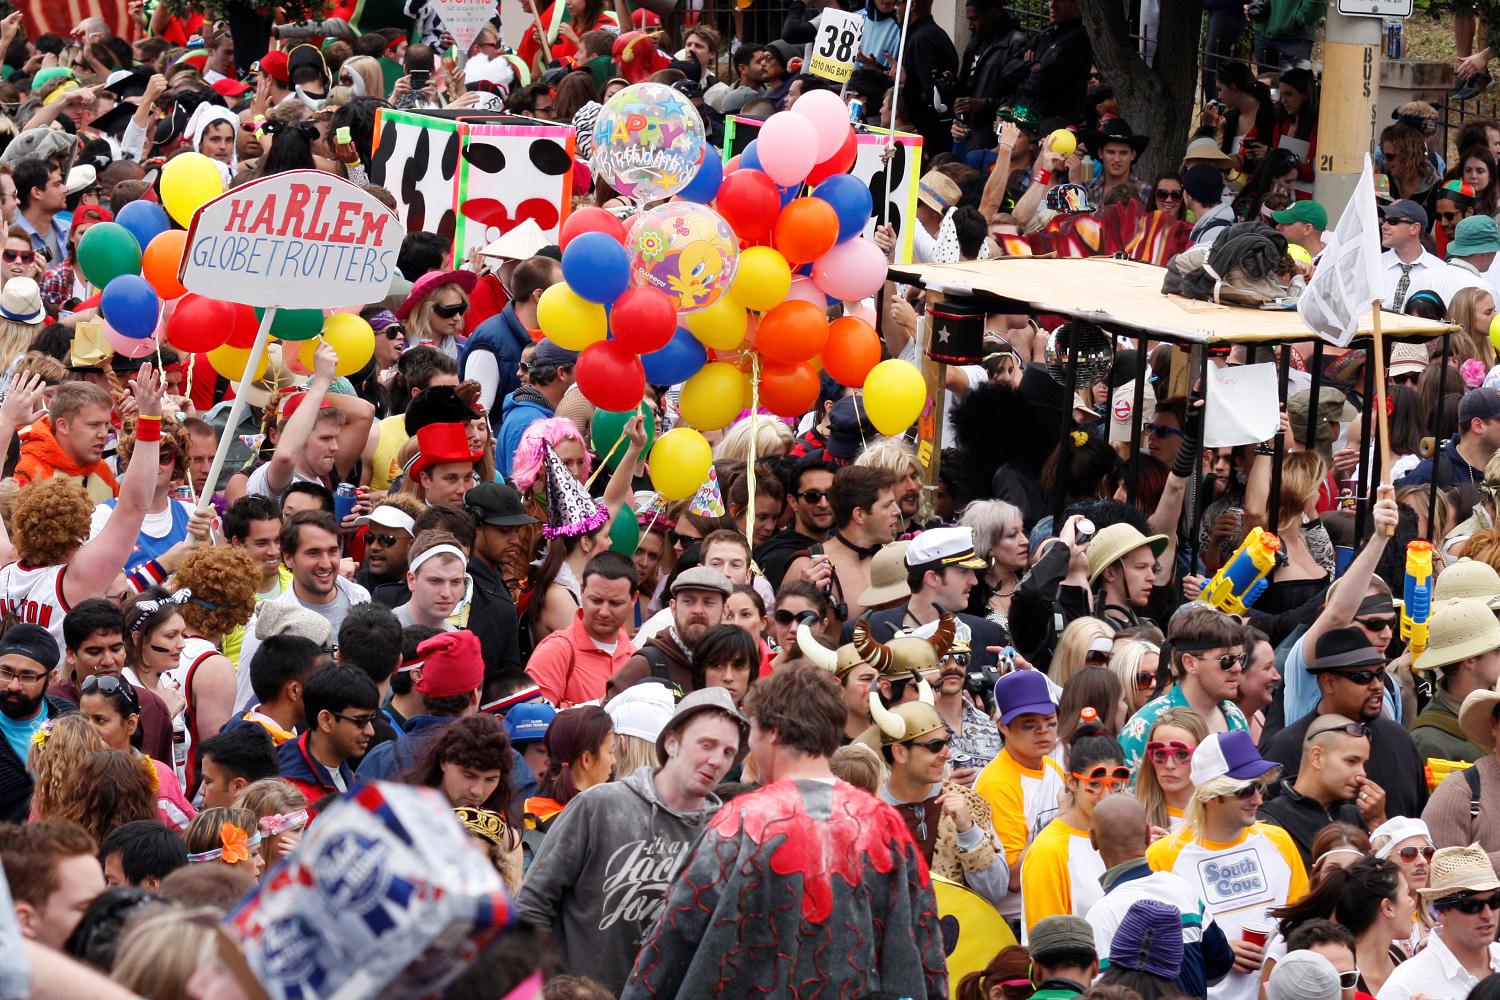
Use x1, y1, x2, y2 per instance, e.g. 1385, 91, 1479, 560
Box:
414, 630, 483, 698
396, 269, 479, 321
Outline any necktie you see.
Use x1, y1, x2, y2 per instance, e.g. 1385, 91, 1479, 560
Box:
1393, 263, 1415, 310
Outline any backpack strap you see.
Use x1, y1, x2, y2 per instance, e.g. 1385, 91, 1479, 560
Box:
1466, 764, 1483, 825
640, 644, 672, 682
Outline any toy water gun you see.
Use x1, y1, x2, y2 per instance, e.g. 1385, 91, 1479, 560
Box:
1202, 526, 1283, 616
1426, 757, 1474, 792
1401, 540, 1434, 658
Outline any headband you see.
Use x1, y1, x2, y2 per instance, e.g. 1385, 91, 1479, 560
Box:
258, 809, 308, 837
128, 588, 192, 633
1357, 593, 1396, 618
187, 822, 262, 864
409, 544, 468, 574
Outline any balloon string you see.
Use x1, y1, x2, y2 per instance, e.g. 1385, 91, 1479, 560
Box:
584, 403, 639, 489
746, 353, 759, 552
631, 509, 659, 556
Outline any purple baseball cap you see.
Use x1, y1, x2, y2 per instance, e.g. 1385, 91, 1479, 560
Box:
1189, 730, 1279, 786
995, 670, 1056, 725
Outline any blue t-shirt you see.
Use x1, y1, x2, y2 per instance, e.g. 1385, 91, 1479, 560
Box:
0, 699, 52, 769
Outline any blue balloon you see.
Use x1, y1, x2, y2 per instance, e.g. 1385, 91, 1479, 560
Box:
562, 231, 630, 304
642, 327, 708, 384
778, 183, 797, 208
101, 275, 160, 340
115, 201, 171, 254
742, 139, 762, 172
813, 174, 875, 243
677, 153, 724, 204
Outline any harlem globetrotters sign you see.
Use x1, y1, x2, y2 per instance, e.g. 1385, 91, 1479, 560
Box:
179, 170, 402, 310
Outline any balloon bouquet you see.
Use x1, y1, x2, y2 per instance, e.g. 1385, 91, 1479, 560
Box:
544, 81, 926, 503
77, 152, 377, 384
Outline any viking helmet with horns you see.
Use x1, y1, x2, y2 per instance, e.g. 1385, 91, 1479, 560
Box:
853, 612, 958, 677
869, 671, 944, 743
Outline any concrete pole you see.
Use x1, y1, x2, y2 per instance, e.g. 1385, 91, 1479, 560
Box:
1315, 9, 1383, 225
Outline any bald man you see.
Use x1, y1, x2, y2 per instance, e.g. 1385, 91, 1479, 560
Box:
1089, 796, 1234, 998
1257, 713, 1378, 869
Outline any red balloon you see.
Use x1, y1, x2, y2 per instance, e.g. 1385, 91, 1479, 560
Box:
226, 303, 259, 348
166, 294, 236, 354
774, 198, 839, 264
756, 300, 829, 364
807, 126, 858, 186
560, 206, 627, 249
576, 340, 647, 411
758, 362, 821, 417
822, 316, 882, 386
724, 155, 742, 175
715, 169, 781, 241
609, 287, 677, 353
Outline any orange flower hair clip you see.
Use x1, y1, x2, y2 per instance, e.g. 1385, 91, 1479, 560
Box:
187, 822, 260, 864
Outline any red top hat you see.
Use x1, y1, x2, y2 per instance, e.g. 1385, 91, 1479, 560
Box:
409, 423, 483, 480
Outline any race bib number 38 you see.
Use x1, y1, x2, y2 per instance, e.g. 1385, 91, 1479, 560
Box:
809, 8, 864, 84
1196, 847, 1274, 912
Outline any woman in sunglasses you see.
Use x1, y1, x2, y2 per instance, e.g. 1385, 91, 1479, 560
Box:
1148, 173, 1187, 221
1134, 707, 1206, 835
1373, 816, 1436, 955
1051, 616, 1117, 689
1109, 636, 1162, 716
1, 226, 42, 286
78, 672, 197, 831
396, 270, 477, 362
1266, 856, 1414, 996
1020, 718, 1127, 932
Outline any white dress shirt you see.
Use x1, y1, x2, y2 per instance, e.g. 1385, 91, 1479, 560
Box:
1379, 248, 1485, 309
1377, 926, 1500, 1000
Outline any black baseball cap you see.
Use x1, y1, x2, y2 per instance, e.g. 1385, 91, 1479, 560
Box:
465, 483, 539, 527
0, 623, 59, 669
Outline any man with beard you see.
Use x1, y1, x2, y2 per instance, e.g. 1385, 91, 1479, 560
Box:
0, 625, 71, 820
784, 466, 901, 628
856, 438, 928, 535
606, 568, 731, 701
52, 599, 172, 764
755, 459, 835, 591
1261, 628, 1427, 823
518, 688, 746, 995
353, 502, 416, 594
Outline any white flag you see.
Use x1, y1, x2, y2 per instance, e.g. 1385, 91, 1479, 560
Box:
1296, 154, 1382, 347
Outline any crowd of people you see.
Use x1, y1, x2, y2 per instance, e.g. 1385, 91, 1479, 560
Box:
1, 1, 1500, 999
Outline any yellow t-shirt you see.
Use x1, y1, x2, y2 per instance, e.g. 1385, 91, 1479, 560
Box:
975, 748, 1067, 866
370, 413, 408, 492
1020, 816, 1105, 934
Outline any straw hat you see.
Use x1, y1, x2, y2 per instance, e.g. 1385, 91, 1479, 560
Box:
1087, 523, 1169, 584
1419, 843, 1500, 899
1459, 679, 1500, 750
1388, 343, 1429, 379
858, 539, 912, 608
1432, 558, 1500, 610
1412, 598, 1500, 674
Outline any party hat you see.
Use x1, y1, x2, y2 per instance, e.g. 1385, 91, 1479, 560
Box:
634, 490, 668, 521
688, 467, 726, 517
542, 442, 608, 540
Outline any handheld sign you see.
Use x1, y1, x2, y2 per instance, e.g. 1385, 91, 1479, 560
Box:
434, 0, 499, 50
809, 8, 864, 84
179, 169, 402, 310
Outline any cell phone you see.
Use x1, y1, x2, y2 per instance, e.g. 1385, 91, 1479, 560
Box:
335, 125, 351, 144
409, 69, 429, 89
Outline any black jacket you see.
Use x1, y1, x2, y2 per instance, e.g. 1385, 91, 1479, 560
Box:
902, 14, 959, 152
469, 556, 523, 701
754, 526, 822, 592
957, 19, 1033, 137
0, 696, 78, 823
1257, 779, 1366, 870
1013, 16, 1093, 121
1260, 710, 1429, 824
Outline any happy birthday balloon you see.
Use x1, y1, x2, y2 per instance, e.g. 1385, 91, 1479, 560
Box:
624, 202, 739, 314
591, 82, 708, 203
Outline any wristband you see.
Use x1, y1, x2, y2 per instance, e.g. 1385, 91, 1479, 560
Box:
1256, 442, 1276, 456
135, 417, 161, 442
1034, 168, 1051, 185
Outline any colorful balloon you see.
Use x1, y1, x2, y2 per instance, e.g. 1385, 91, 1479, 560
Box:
100, 276, 160, 340
756, 300, 828, 364
863, 358, 926, 436
756, 111, 819, 187
575, 340, 647, 411
608, 504, 641, 553
609, 286, 677, 353
160, 152, 224, 226
812, 237, 889, 301
793, 89, 856, 163
649, 426, 713, 501
813, 174, 875, 244
642, 327, 708, 384
625, 202, 738, 313
141, 230, 188, 299
786, 276, 827, 307
319, 313, 375, 376
207, 341, 269, 382
715, 168, 780, 241
226, 303, 260, 348
678, 362, 747, 430
104, 323, 157, 359
166, 293, 235, 354
822, 316, 882, 386
590, 82, 708, 202
730, 247, 791, 312
773, 198, 840, 264
76, 223, 141, 289
682, 295, 748, 351
560, 206, 627, 248
591, 403, 657, 468
254, 307, 323, 341
536, 284, 608, 350
677, 151, 724, 204
758, 362, 821, 417
114, 201, 170, 255
563, 231, 631, 304
806, 127, 858, 186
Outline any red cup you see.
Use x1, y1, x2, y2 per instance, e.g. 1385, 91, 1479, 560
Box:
1241, 922, 1271, 947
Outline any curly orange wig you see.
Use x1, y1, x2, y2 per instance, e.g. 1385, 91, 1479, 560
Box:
12, 476, 91, 567
117, 419, 190, 484
175, 545, 260, 639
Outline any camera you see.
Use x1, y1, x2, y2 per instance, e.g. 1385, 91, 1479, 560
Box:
1245, 0, 1269, 20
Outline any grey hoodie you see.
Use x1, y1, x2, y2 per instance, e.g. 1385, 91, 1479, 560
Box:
515, 766, 720, 994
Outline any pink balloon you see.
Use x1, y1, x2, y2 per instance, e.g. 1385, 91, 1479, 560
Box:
812, 237, 889, 302
848, 300, 877, 326
757, 112, 819, 188
104, 323, 157, 358
786, 276, 826, 307
793, 89, 854, 163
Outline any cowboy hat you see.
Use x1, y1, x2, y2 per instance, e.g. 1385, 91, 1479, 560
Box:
1461, 678, 1500, 751
1087, 523, 1169, 584
1082, 117, 1149, 156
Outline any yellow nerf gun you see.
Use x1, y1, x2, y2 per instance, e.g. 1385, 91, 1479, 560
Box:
1427, 758, 1473, 792
1402, 540, 1433, 657
1203, 526, 1282, 616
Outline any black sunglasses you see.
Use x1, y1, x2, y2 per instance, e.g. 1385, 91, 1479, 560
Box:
1155, 188, 1184, 200
797, 489, 831, 504
380, 328, 404, 340
1307, 721, 1371, 741
1392, 372, 1420, 386
1192, 651, 1246, 671
772, 608, 810, 626
1355, 616, 1396, 631
82, 673, 140, 711
368, 533, 403, 547
906, 735, 951, 753
1330, 668, 1382, 685
668, 530, 696, 547
432, 301, 468, 318
1437, 211, 1463, 222
1437, 892, 1500, 915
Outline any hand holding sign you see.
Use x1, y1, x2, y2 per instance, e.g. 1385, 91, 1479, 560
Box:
809, 7, 864, 84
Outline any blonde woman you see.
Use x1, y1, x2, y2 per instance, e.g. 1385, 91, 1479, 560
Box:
604, 681, 673, 776
1110, 637, 1162, 715
1371, 815, 1435, 954
27, 714, 105, 821
397, 270, 478, 361
337, 55, 383, 99
236, 777, 308, 867
184, 805, 266, 880
1448, 284, 1497, 368
112, 907, 221, 999
1248, 449, 1331, 600
713, 414, 794, 466
1051, 616, 1116, 689
856, 436, 933, 530
1133, 707, 1207, 834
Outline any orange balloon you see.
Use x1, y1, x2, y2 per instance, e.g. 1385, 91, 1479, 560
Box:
142, 230, 188, 299
755, 300, 828, 364
822, 316, 882, 387
773, 197, 840, 264
758, 362, 821, 417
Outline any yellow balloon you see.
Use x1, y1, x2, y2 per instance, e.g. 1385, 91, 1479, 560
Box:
1490, 313, 1500, 353
207, 342, 269, 382
863, 359, 926, 436
730, 246, 792, 312
683, 295, 748, 351
537, 283, 608, 350
160, 152, 226, 227
650, 427, 713, 501
1047, 128, 1077, 157
678, 362, 748, 430
319, 313, 376, 376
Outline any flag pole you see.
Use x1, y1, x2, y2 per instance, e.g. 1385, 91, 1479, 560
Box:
1370, 297, 1390, 492
882, 0, 915, 227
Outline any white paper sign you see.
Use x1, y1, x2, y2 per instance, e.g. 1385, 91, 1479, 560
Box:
809, 8, 864, 84
434, 0, 499, 50
180, 169, 403, 309
1205, 362, 1281, 448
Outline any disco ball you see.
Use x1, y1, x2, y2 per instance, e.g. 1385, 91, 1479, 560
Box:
1044, 322, 1114, 387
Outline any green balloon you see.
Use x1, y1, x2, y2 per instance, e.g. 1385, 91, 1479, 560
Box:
608, 505, 640, 554
590, 404, 656, 468
255, 307, 325, 341
76, 222, 142, 289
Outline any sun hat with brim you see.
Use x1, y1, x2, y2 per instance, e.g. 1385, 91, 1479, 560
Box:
1434, 558, 1500, 609
918, 172, 961, 215
1087, 522, 1169, 584
1324, 349, 1367, 382
1420, 843, 1500, 900
1451, 214, 1500, 256
1387, 343, 1429, 379
396, 269, 479, 321
858, 539, 912, 607
1307, 626, 1385, 673
1414, 598, 1500, 674
655, 685, 750, 764
1181, 136, 1236, 170
1460, 680, 1500, 751
1190, 730, 1279, 786
0, 277, 45, 325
